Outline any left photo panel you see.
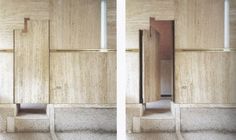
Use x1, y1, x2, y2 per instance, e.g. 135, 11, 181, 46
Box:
0, 0, 116, 139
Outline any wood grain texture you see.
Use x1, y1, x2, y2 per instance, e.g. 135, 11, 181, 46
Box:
175, 0, 224, 49
0, 53, 13, 103
126, 0, 175, 49
15, 20, 49, 103
126, 52, 140, 103
50, 52, 116, 104
50, 0, 101, 50
230, 0, 236, 48
175, 52, 236, 104
142, 29, 160, 103
0, 0, 49, 49
107, 0, 116, 49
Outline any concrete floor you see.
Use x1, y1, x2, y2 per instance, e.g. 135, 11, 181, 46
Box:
56, 131, 116, 140
0, 133, 52, 140
0, 132, 116, 140
182, 131, 236, 140
127, 132, 178, 140
1, 132, 236, 140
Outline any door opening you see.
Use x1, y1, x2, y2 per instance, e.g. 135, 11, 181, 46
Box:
140, 18, 174, 114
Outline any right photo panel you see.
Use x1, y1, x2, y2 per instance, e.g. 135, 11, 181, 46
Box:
125, 0, 236, 139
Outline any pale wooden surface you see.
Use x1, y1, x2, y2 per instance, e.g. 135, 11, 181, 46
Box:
230, 0, 236, 48
126, 52, 140, 103
15, 20, 49, 103
126, 0, 175, 49
175, 52, 236, 104
50, 0, 101, 50
0, 0, 49, 49
107, 0, 116, 49
175, 0, 224, 49
142, 29, 160, 103
0, 53, 13, 103
50, 52, 116, 103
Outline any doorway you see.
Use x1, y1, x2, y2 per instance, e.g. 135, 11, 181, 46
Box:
140, 18, 174, 115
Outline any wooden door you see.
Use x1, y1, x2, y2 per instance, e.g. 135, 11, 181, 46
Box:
14, 20, 49, 103
142, 28, 161, 103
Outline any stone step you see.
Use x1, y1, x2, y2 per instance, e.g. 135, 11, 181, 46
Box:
133, 110, 175, 133
7, 113, 50, 132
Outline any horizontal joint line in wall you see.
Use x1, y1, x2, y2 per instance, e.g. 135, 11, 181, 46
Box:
50, 49, 141, 52
125, 48, 139, 52
0, 49, 14, 52
175, 48, 236, 52
53, 103, 116, 108
50, 49, 116, 52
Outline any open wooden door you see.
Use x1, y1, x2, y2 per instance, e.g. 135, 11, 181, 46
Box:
141, 28, 160, 103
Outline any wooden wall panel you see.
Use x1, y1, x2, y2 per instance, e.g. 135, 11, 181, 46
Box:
0, 0, 49, 49
175, 52, 236, 104
50, 52, 116, 104
126, 0, 175, 49
0, 53, 13, 103
176, 0, 224, 49
142, 30, 160, 103
107, 0, 116, 49
230, 0, 236, 48
15, 20, 49, 103
126, 52, 140, 103
50, 0, 101, 50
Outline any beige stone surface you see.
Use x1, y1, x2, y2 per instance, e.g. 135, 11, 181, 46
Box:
0, 107, 14, 132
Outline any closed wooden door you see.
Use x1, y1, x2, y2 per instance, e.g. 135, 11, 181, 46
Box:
14, 20, 49, 103
142, 28, 161, 103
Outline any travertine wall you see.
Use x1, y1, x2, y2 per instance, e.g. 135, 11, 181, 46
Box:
0, 0, 116, 104
126, 0, 236, 104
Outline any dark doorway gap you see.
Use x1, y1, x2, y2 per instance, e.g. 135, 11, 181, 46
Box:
17, 103, 47, 114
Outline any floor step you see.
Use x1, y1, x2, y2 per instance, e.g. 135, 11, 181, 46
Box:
133, 110, 175, 133
14, 113, 50, 132
142, 109, 174, 119
140, 117, 175, 132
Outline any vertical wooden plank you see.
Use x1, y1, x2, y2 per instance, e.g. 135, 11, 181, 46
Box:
176, 0, 224, 49
50, 0, 101, 50
0, 53, 13, 103
15, 20, 49, 103
230, 0, 236, 48
142, 29, 160, 103
50, 52, 116, 103
175, 52, 236, 104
